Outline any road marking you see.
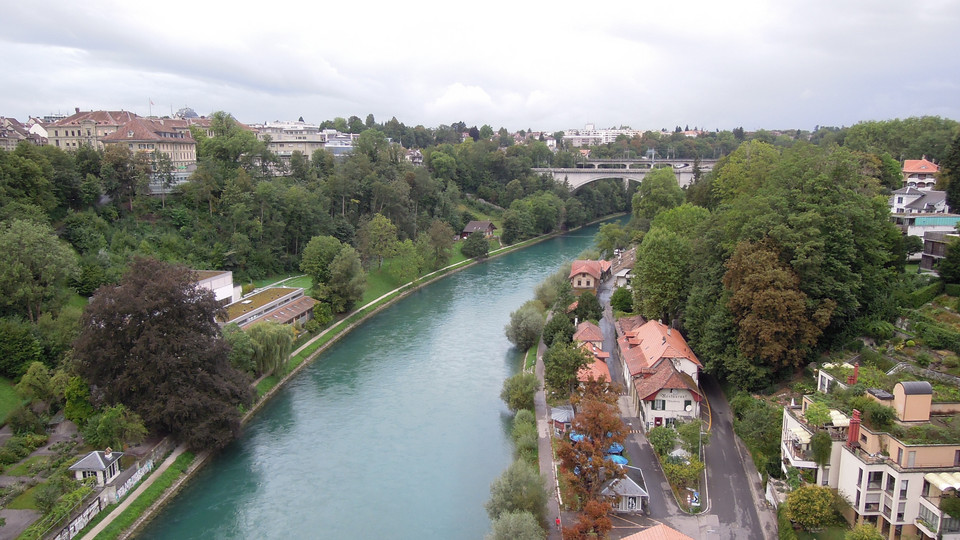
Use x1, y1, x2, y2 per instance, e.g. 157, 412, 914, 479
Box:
702, 383, 713, 432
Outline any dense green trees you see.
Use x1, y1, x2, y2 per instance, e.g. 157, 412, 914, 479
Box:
0, 219, 78, 322
543, 343, 591, 397
501, 372, 541, 413
505, 301, 545, 352
632, 167, 683, 221
486, 511, 545, 540
674, 143, 902, 387
485, 460, 548, 526
461, 232, 490, 259
73, 258, 253, 449
785, 485, 837, 531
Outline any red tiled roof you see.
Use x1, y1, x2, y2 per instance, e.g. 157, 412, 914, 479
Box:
52, 110, 139, 127
634, 363, 700, 401
569, 259, 612, 280
618, 319, 700, 378
578, 359, 611, 382
903, 158, 939, 174
621, 524, 694, 540
616, 314, 646, 336
573, 321, 604, 343
101, 118, 196, 144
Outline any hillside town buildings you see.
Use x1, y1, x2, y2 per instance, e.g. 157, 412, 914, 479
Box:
782, 363, 960, 539
616, 318, 702, 430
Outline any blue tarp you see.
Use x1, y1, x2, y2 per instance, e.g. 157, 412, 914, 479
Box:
569, 431, 585, 442
606, 455, 628, 465
605, 442, 624, 454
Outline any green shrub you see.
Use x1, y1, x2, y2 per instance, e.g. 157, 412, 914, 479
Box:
916, 352, 932, 368
7, 407, 45, 435
910, 281, 945, 308
906, 339, 916, 348
778, 505, 799, 540
945, 283, 960, 297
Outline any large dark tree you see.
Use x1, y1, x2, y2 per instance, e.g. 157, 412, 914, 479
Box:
74, 258, 254, 450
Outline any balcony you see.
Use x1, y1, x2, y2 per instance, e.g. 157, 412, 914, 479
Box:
782, 440, 817, 470
919, 497, 960, 538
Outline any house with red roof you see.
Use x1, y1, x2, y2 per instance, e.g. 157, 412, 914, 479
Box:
616, 319, 702, 430
573, 320, 604, 346
569, 259, 612, 295
902, 158, 939, 190
573, 320, 611, 383
101, 117, 198, 192
47, 108, 140, 151
576, 341, 611, 383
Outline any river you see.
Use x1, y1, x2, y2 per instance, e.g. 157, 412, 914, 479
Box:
138, 218, 624, 540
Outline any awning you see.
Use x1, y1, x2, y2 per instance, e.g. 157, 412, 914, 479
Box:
925, 472, 960, 491
791, 427, 811, 444
829, 409, 850, 427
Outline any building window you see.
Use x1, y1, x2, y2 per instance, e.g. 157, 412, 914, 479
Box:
900, 480, 908, 499
652, 399, 665, 411
867, 471, 883, 490
885, 475, 895, 494
897, 196, 903, 204
684, 400, 692, 410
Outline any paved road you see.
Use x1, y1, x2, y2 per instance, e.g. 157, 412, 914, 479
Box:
700, 373, 777, 539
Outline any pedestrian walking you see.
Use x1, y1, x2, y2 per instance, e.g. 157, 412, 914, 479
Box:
555, 517, 561, 530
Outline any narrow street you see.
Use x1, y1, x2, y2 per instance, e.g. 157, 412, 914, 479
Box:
592, 277, 776, 539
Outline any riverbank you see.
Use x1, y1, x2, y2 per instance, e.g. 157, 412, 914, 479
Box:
117, 214, 626, 538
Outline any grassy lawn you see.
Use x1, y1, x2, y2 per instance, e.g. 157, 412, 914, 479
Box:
278, 275, 311, 289
6, 485, 39, 510
905, 263, 920, 274
525, 347, 537, 371
252, 273, 298, 288
4, 455, 50, 476
361, 267, 405, 305
0, 377, 22, 425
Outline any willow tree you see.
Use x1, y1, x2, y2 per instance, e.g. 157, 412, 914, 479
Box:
247, 321, 295, 377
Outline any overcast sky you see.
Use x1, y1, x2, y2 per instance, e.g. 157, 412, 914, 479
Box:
2, 0, 958, 133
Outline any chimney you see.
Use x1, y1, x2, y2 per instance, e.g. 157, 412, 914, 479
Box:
667, 327, 672, 337
847, 409, 861, 449
75, 107, 80, 114
847, 362, 860, 385
104, 446, 113, 459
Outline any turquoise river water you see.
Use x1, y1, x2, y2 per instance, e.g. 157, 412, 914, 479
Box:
138, 218, 623, 540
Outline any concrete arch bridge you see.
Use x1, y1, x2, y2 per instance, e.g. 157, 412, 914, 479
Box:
533, 158, 716, 191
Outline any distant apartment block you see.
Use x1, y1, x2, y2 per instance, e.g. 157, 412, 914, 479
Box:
563, 124, 643, 147
252, 119, 329, 165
